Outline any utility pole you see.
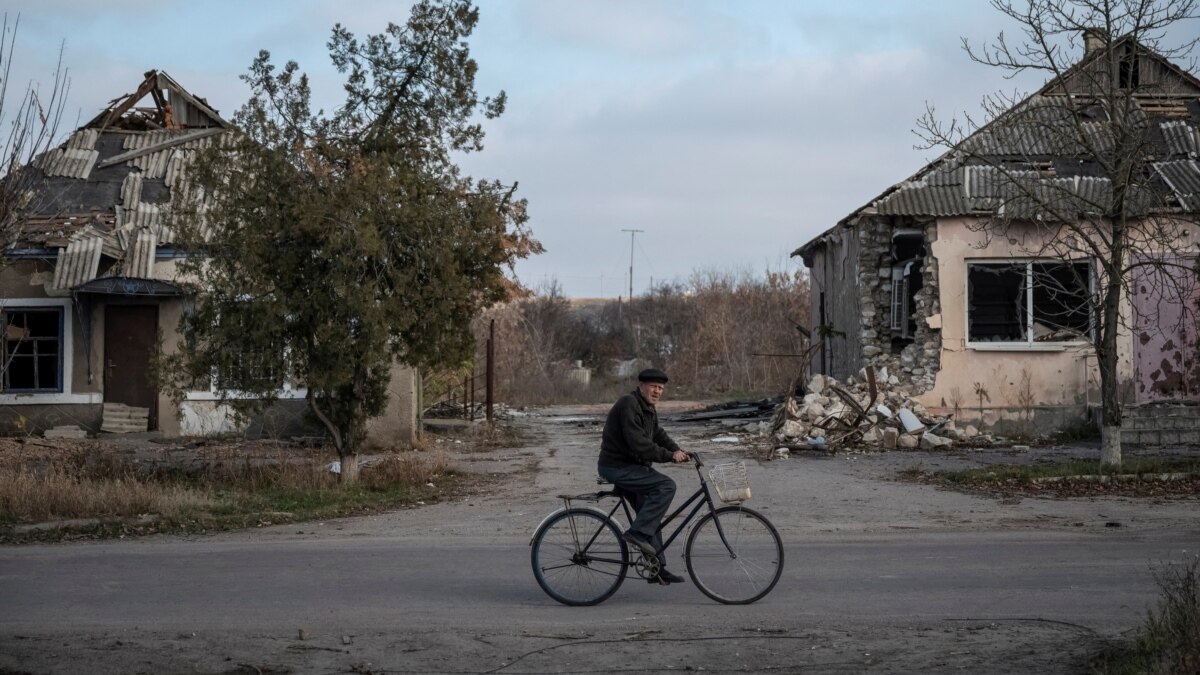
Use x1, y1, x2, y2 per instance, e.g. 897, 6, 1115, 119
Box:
621, 229, 643, 301
620, 228, 643, 358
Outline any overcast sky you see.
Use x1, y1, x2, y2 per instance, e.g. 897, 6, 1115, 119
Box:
5, 1, 1193, 297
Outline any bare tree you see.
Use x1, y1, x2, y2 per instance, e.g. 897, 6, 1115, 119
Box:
917, 0, 1200, 464
0, 14, 69, 251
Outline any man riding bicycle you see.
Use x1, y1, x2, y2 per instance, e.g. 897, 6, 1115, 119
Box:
597, 367, 689, 585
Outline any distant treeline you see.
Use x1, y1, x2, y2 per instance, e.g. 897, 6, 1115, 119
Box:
470, 268, 811, 405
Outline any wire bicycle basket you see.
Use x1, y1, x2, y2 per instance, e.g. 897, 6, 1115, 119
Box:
708, 460, 751, 503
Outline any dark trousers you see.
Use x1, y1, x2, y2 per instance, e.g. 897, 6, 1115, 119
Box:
598, 463, 676, 554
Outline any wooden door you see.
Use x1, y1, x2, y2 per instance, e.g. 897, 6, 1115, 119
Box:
104, 305, 158, 427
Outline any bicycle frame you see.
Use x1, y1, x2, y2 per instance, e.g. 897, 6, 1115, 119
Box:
551, 452, 740, 565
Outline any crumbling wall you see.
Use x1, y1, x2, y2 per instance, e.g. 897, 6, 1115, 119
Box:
852, 216, 942, 394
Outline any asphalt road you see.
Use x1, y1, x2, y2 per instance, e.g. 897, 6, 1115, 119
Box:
0, 531, 1188, 630
1, 407, 1198, 674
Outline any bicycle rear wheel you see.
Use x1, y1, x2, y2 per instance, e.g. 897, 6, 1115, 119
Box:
531, 508, 629, 606
685, 505, 783, 604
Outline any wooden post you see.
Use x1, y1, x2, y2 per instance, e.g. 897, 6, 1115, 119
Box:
486, 319, 495, 424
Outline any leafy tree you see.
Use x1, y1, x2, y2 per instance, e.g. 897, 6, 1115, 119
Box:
917, 0, 1200, 464
169, 0, 539, 483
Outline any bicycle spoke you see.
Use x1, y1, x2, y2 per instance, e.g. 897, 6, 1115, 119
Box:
685, 507, 783, 605
532, 509, 629, 606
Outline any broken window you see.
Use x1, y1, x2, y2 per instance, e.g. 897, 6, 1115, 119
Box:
3, 308, 64, 392
190, 303, 287, 393
889, 231, 925, 341
968, 260, 1093, 343
211, 319, 285, 392
889, 261, 922, 338
1119, 43, 1140, 89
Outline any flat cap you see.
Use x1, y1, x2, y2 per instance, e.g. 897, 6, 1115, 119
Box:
638, 368, 669, 384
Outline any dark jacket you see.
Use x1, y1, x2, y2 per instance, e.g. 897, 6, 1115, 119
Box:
598, 388, 681, 468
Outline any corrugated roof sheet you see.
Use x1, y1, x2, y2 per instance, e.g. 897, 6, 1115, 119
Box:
1155, 159, 1200, 209
35, 147, 100, 179
1160, 120, 1200, 156
877, 185, 971, 216
66, 129, 100, 151
871, 164, 1185, 220
127, 203, 163, 229
121, 171, 143, 210
121, 229, 157, 278
51, 232, 104, 290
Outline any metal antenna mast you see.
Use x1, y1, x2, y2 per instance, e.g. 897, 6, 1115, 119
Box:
621, 228, 643, 300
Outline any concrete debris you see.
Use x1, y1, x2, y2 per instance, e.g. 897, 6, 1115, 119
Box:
43, 425, 88, 439
770, 367, 987, 452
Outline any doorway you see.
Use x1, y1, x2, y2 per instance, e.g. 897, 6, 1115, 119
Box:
103, 305, 158, 429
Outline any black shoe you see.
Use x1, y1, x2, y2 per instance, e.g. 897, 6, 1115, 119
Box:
622, 530, 657, 557
648, 569, 687, 585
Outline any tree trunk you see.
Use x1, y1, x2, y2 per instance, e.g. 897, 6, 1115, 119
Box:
1100, 425, 1121, 466
338, 450, 360, 484
1097, 243, 1124, 467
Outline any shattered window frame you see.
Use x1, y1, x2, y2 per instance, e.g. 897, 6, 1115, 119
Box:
2, 307, 64, 393
966, 259, 1094, 346
184, 302, 307, 401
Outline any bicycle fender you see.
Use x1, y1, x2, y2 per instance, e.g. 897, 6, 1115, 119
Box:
529, 506, 616, 546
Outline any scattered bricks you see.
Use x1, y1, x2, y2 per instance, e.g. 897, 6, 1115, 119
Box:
800, 402, 826, 422
882, 428, 899, 449
807, 374, 827, 395
920, 433, 952, 449
773, 368, 955, 453
779, 420, 807, 440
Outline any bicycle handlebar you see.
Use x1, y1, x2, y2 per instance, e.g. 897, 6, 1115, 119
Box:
687, 451, 704, 468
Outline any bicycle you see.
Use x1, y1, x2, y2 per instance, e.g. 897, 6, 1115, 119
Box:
529, 451, 783, 606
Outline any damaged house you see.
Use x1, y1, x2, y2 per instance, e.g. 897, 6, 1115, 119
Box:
0, 71, 418, 441
794, 34, 1200, 435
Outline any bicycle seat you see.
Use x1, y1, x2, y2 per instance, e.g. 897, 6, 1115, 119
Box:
595, 476, 611, 485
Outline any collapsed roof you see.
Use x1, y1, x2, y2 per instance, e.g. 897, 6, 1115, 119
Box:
795, 35, 1200, 261
12, 70, 232, 289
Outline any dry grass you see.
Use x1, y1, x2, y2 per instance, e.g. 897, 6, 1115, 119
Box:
0, 439, 456, 538
1094, 557, 1200, 674
362, 451, 450, 487
0, 464, 214, 522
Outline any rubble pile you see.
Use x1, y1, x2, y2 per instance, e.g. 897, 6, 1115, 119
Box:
771, 368, 982, 452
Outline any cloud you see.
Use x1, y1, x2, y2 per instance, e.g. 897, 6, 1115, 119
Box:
515, 0, 763, 61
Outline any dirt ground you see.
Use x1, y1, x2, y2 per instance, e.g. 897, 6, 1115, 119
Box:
2, 401, 1198, 674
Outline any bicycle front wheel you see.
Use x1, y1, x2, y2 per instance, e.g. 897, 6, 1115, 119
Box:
685, 505, 783, 604
531, 508, 629, 606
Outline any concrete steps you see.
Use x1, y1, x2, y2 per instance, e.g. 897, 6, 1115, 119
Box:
1122, 404, 1200, 446
100, 403, 150, 434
